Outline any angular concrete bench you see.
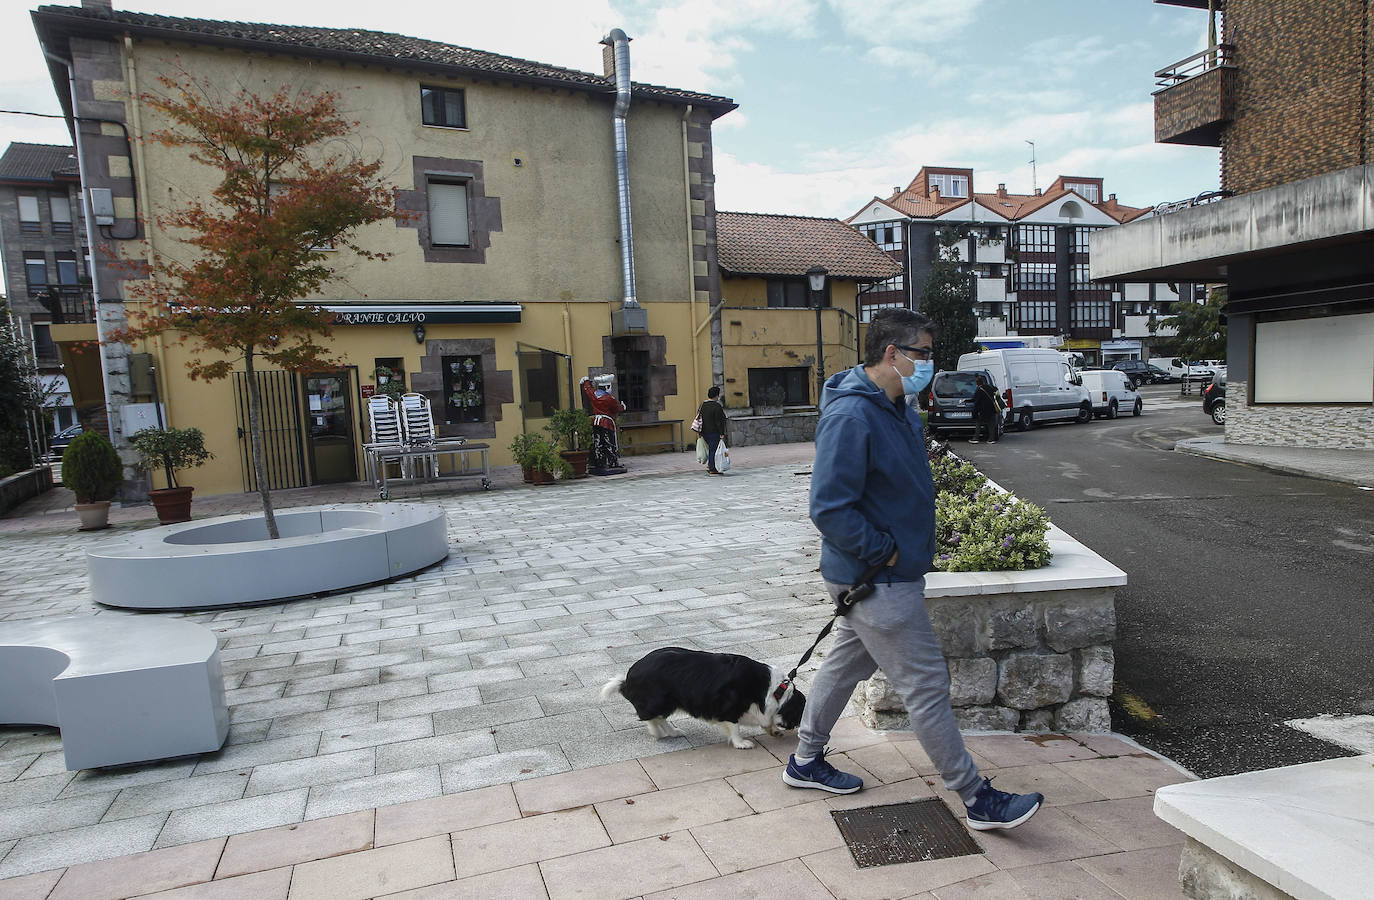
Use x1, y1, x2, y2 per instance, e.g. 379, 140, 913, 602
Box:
87, 503, 448, 610
0, 616, 228, 770
1154, 754, 1374, 899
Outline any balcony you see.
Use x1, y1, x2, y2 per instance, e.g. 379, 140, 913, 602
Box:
976, 276, 1008, 303
1154, 44, 1235, 146
974, 239, 1006, 264
32, 285, 95, 324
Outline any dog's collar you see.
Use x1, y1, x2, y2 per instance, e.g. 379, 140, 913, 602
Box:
772, 678, 792, 703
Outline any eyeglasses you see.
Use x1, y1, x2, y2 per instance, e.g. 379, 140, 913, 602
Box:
896, 344, 934, 360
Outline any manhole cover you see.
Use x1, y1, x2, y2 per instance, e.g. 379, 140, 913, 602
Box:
831, 798, 983, 868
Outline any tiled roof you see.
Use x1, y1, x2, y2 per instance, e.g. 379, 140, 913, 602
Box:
716, 212, 902, 281
32, 5, 735, 112
857, 178, 1155, 225
0, 142, 79, 182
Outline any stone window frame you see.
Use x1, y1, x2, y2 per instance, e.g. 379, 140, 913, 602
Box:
396, 156, 502, 264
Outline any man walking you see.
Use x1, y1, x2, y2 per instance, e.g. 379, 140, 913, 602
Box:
783, 308, 1043, 832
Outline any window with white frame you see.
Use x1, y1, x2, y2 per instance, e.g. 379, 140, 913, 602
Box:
1013, 262, 1056, 292
50, 194, 72, 233
24, 252, 47, 291
427, 180, 470, 247
1064, 182, 1100, 203
18, 195, 40, 232
859, 299, 905, 323
1071, 299, 1112, 329
858, 222, 903, 251
1019, 298, 1057, 329
927, 173, 968, 197
1013, 224, 1056, 254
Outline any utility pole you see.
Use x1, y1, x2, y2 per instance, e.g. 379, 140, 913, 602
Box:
1026, 140, 1038, 193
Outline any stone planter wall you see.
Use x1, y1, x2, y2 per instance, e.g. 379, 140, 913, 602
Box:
726, 411, 819, 447
0, 466, 54, 515
853, 525, 1124, 733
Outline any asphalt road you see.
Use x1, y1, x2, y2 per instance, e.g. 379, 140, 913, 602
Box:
954, 384, 1374, 778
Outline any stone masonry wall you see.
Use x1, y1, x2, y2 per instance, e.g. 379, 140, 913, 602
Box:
1222, 0, 1372, 195
725, 412, 818, 447
1225, 379, 1374, 449
853, 586, 1116, 733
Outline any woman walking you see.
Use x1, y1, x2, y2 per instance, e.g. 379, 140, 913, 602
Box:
697, 386, 728, 474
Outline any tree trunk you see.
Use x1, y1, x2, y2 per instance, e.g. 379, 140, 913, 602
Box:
243, 349, 280, 539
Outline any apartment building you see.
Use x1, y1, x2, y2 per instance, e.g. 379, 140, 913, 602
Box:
0, 141, 88, 432
1093, 0, 1374, 449
847, 166, 1202, 366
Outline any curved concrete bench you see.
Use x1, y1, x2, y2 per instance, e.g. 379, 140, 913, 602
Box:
87, 503, 448, 610
0, 616, 228, 771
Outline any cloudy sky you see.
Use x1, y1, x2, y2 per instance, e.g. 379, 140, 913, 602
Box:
1, 0, 1220, 219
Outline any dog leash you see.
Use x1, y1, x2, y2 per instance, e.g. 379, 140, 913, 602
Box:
773, 559, 890, 701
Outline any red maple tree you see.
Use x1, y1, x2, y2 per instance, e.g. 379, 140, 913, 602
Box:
109, 75, 404, 537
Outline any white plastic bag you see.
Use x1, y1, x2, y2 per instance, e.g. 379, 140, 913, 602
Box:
713, 442, 731, 473
695, 437, 709, 464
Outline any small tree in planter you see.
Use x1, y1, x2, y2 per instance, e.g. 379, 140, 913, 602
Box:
62, 429, 122, 530
545, 407, 593, 478
509, 432, 572, 485
129, 426, 213, 524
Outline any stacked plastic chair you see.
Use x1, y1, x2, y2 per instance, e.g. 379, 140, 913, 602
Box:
366, 395, 410, 481
398, 392, 439, 478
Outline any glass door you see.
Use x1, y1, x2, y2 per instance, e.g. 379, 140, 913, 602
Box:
305, 372, 357, 483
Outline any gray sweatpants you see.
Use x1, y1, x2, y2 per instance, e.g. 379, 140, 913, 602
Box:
796, 577, 984, 804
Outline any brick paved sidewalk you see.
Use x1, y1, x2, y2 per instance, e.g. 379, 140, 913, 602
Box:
0, 724, 1192, 899
0, 443, 1194, 897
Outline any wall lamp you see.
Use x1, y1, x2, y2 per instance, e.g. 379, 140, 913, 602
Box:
413, 323, 426, 344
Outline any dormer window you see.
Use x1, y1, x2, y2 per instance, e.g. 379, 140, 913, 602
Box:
928, 173, 968, 198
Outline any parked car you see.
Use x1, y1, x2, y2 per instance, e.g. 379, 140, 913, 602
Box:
1202, 376, 1227, 425
1079, 369, 1142, 418
957, 348, 1091, 430
1110, 359, 1158, 388
924, 370, 1004, 439
48, 423, 83, 458
1157, 357, 1218, 382
1146, 364, 1177, 384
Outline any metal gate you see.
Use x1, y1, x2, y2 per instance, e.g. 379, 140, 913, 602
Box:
232, 370, 307, 492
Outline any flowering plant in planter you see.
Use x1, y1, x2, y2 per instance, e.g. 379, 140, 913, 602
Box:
929, 449, 1052, 571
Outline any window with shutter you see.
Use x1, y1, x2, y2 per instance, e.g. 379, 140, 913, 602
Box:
428, 181, 470, 247
51, 194, 73, 232
19, 195, 40, 231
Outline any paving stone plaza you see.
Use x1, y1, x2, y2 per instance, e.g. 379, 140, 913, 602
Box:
0, 447, 838, 875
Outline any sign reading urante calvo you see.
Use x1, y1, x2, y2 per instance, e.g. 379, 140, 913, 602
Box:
323, 303, 522, 325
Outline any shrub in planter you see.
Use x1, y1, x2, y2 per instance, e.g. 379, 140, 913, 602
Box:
545, 407, 593, 478
129, 427, 213, 523
62, 429, 122, 530
929, 454, 984, 499
509, 432, 572, 484
934, 487, 1051, 572
62, 429, 122, 503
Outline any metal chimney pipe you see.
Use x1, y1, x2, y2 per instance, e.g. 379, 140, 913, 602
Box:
604, 28, 639, 309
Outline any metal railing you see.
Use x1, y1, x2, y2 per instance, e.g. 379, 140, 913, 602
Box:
32, 285, 95, 324
1152, 189, 1234, 217
1155, 43, 1235, 89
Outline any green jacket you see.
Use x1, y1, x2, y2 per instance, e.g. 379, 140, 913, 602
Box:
697, 399, 727, 435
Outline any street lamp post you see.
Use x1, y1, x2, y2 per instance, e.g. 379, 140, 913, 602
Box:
807, 265, 829, 406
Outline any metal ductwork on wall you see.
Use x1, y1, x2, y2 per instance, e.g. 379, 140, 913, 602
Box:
603, 28, 648, 335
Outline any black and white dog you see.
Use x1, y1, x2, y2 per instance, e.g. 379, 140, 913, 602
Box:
601, 647, 806, 749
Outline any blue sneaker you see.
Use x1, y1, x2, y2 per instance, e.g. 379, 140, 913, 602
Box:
964, 777, 1043, 830
782, 749, 863, 794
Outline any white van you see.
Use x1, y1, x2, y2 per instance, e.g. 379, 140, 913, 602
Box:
1157, 358, 1217, 380
1079, 369, 1142, 418
957, 348, 1093, 430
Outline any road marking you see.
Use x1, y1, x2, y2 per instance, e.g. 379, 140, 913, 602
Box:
1285, 714, 1374, 753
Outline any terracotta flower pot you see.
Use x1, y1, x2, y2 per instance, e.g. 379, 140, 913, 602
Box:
75, 501, 111, 531
528, 468, 556, 485
148, 486, 195, 524
560, 450, 589, 479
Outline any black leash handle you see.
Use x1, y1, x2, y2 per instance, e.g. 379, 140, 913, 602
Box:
781, 559, 892, 690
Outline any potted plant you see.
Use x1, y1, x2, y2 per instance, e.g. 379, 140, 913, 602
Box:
545, 406, 593, 478
373, 365, 406, 400
509, 432, 572, 485
130, 426, 213, 524
61, 429, 123, 530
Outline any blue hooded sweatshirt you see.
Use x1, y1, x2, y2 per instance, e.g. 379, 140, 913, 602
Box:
809, 364, 936, 585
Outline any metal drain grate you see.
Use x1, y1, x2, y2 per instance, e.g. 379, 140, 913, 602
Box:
830, 798, 983, 868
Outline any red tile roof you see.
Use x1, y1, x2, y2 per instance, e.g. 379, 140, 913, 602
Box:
32, 5, 736, 114
716, 212, 902, 281
851, 172, 1153, 225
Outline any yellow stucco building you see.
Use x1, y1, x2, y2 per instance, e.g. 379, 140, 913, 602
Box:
33, 3, 899, 498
